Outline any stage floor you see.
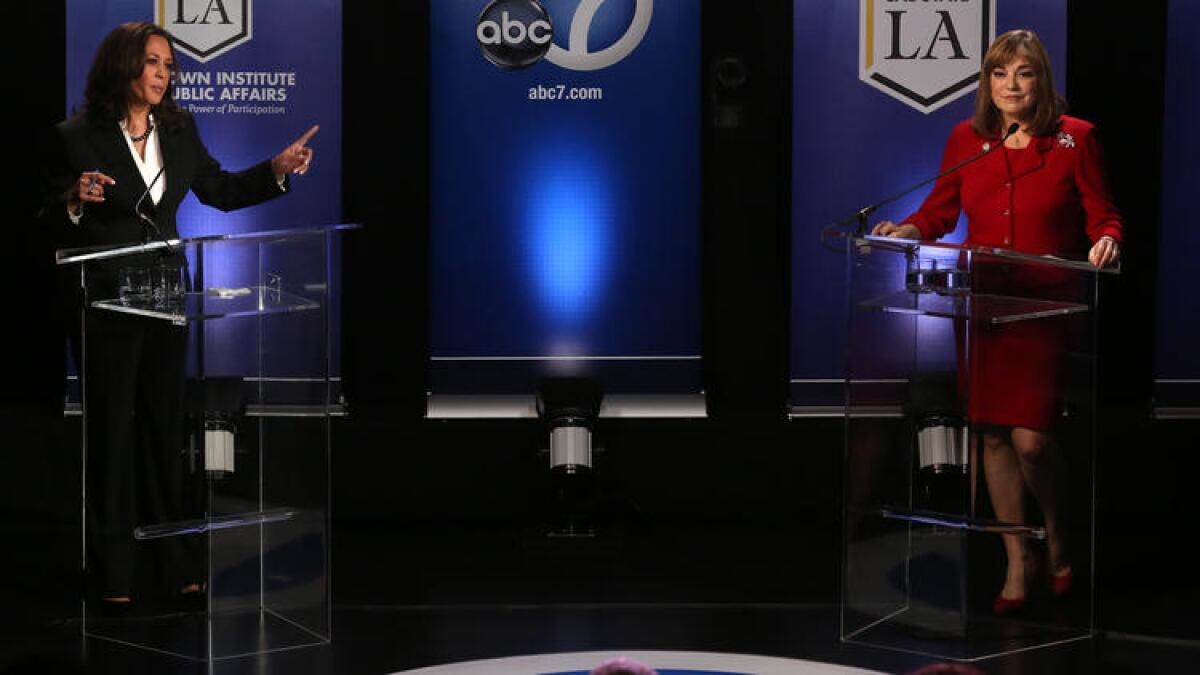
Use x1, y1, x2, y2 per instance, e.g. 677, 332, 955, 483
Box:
2, 412, 1197, 673
3, 602, 1198, 674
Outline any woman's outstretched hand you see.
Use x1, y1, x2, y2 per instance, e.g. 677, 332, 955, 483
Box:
272, 125, 319, 179
871, 220, 922, 239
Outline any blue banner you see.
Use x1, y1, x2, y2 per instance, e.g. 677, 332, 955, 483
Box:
1155, 0, 1200, 404
790, 1, 1067, 406
430, 0, 701, 395
65, 0, 342, 379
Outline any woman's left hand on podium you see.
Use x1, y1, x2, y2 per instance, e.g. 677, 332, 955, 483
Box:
1088, 235, 1119, 268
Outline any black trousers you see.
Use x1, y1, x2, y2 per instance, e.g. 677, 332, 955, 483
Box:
83, 308, 194, 597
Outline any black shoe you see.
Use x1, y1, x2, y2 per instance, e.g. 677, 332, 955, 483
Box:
93, 596, 135, 619
178, 582, 206, 596
174, 583, 207, 613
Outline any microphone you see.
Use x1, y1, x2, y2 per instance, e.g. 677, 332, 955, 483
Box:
835, 123, 1021, 235
134, 165, 166, 244
133, 165, 189, 291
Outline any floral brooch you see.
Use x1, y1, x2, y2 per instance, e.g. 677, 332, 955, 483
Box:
1056, 131, 1076, 149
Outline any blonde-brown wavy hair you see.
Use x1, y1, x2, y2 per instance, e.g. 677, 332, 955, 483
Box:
971, 29, 1065, 138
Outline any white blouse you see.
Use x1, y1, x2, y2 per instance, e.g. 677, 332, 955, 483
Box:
119, 113, 165, 206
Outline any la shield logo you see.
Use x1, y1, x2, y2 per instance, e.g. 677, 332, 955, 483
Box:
859, 0, 995, 113
156, 0, 252, 63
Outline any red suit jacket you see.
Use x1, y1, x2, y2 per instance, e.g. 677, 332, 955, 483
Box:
905, 115, 1122, 254
904, 116, 1123, 431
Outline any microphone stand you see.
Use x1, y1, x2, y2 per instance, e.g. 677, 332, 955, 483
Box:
134, 166, 172, 250
134, 166, 191, 293
830, 123, 1021, 236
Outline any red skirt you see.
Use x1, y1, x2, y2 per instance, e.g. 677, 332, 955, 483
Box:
964, 319, 1065, 431
957, 262, 1084, 432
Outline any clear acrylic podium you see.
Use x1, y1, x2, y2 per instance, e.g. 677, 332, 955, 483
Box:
56, 224, 355, 664
827, 228, 1116, 661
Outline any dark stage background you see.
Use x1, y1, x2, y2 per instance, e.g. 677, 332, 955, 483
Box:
4, 0, 1196, 651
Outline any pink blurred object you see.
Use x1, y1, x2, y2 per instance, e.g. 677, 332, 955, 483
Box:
908, 664, 987, 675
590, 656, 658, 675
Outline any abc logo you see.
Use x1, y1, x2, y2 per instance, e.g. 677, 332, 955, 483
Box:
476, 0, 554, 70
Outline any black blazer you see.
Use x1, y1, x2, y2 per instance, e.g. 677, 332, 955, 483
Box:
42, 110, 286, 251
42, 110, 287, 295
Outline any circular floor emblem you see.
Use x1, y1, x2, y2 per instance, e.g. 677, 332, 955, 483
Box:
477, 0, 555, 70
546, 0, 654, 72
392, 650, 890, 674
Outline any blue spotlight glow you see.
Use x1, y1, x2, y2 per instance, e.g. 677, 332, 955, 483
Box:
524, 148, 614, 328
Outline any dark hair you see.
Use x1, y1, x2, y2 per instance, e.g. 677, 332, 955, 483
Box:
83, 22, 184, 129
971, 29, 1065, 138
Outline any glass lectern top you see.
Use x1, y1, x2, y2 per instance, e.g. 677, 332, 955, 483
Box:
822, 225, 1121, 275
55, 223, 361, 266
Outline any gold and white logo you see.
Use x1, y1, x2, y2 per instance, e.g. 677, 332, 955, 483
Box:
156, 0, 252, 63
859, 0, 995, 113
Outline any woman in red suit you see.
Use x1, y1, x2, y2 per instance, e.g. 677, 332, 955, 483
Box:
873, 30, 1122, 613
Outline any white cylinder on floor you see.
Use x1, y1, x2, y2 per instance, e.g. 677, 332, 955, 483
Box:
550, 426, 591, 468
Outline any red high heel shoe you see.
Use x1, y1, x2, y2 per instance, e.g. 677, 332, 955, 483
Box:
994, 555, 1039, 615
1049, 567, 1073, 598
993, 591, 1028, 615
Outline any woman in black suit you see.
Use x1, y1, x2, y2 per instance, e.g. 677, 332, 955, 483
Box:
42, 21, 317, 607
